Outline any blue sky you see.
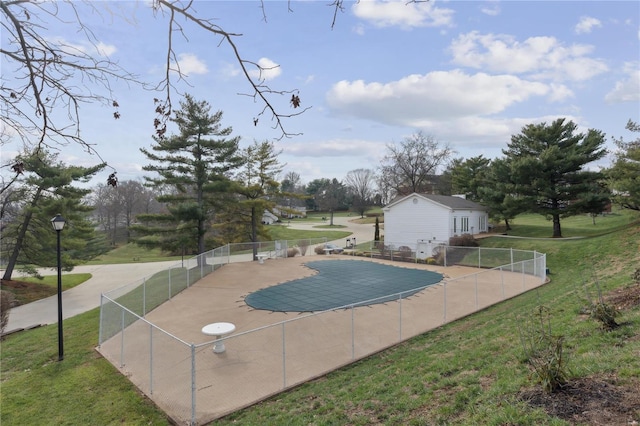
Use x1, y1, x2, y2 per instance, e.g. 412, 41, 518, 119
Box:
2, 0, 639, 187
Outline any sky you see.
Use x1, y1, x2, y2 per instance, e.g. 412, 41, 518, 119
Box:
2, 0, 639, 188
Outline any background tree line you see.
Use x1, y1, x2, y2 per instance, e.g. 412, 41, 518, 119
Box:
2, 101, 638, 278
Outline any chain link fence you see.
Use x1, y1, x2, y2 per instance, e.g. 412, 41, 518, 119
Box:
98, 242, 546, 425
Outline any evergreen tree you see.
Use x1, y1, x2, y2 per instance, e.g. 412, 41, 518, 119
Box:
135, 94, 243, 254
2, 151, 107, 281
450, 155, 491, 201
219, 140, 284, 259
477, 158, 524, 231
607, 119, 640, 211
503, 118, 608, 237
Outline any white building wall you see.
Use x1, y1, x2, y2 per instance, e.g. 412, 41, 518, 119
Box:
383, 196, 451, 250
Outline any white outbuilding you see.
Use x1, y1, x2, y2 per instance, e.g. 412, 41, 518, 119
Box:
382, 193, 489, 256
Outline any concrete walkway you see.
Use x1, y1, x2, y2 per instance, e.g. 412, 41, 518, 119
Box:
3, 216, 373, 332
4, 260, 180, 332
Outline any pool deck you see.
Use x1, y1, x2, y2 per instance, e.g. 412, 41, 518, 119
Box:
97, 255, 545, 425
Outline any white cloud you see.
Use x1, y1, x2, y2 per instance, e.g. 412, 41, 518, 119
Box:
480, 1, 500, 16
605, 62, 640, 103
95, 42, 117, 57
248, 57, 281, 81
48, 36, 117, 58
326, 70, 552, 127
175, 53, 208, 75
575, 16, 602, 34
449, 31, 608, 81
352, 0, 454, 29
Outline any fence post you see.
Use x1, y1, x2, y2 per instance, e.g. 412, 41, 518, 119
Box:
98, 295, 104, 347
282, 322, 287, 388
475, 275, 478, 310
398, 293, 402, 341
149, 324, 154, 395
191, 344, 196, 426
168, 267, 172, 300
443, 281, 447, 323
351, 306, 355, 360
120, 309, 125, 368
478, 247, 481, 269
510, 248, 514, 272
501, 266, 505, 299
143, 277, 146, 317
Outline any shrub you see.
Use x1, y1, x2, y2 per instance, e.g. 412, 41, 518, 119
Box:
297, 239, 310, 256
448, 233, 478, 247
287, 248, 300, 258
583, 276, 619, 330
314, 245, 325, 255
517, 306, 570, 393
398, 246, 413, 260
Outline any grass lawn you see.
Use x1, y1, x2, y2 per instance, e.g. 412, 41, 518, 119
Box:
1, 273, 91, 305
2, 210, 639, 425
496, 209, 639, 238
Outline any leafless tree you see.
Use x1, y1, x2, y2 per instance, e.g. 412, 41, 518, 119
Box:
344, 168, 376, 217
379, 131, 454, 199
2, 0, 348, 194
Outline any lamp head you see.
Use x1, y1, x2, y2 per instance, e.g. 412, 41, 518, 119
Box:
51, 214, 66, 231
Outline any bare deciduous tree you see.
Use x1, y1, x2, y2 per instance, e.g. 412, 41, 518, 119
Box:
344, 168, 376, 217
2, 0, 345, 194
379, 131, 454, 198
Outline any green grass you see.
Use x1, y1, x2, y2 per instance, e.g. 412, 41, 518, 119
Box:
1, 274, 92, 305
499, 209, 639, 238
2, 211, 639, 425
19, 273, 92, 291
88, 243, 181, 265
265, 224, 351, 241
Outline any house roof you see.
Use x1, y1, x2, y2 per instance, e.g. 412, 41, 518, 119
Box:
386, 193, 487, 211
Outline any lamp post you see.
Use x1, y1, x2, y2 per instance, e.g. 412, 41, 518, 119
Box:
51, 214, 66, 361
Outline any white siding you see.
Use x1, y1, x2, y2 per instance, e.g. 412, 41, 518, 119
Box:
383, 194, 489, 250
383, 196, 450, 250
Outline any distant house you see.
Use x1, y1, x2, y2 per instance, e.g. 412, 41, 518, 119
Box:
261, 211, 279, 225
382, 193, 489, 255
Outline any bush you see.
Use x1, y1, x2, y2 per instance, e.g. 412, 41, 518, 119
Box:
398, 246, 413, 260
517, 306, 570, 393
287, 248, 300, 258
314, 245, 325, 255
297, 239, 310, 256
448, 233, 478, 247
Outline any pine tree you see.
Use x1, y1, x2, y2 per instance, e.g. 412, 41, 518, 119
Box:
503, 118, 608, 237
232, 140, 284, 259
135, 94, 243, 254
2, 151, 107, 281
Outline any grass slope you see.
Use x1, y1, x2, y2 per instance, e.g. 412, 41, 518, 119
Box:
1, 212, 639, 425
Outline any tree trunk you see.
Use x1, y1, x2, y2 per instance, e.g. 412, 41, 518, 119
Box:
552, 213, 562, 238
504, 218, 512, 231
2, 189, 41, 281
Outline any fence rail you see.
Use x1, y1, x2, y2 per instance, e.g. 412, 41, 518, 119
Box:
98, 242, 546, 425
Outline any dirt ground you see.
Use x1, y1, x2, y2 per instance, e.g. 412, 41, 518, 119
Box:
520, 282, 640, 425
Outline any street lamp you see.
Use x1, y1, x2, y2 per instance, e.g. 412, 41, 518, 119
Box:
51, 214, 66, 361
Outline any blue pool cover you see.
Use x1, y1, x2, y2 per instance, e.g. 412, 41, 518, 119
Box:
244, 259, 443, 312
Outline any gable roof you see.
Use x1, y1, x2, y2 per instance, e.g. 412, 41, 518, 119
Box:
385, 193, 487, 211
